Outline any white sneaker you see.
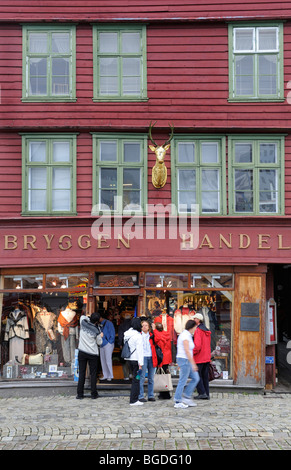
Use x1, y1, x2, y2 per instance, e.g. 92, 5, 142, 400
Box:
182, 397, 197, 407
130, 401, 144, 406
174, 402, 188, 409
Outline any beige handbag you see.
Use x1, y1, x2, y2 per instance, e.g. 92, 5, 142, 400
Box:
22, 353, 44, 365
154, 367, 173, 392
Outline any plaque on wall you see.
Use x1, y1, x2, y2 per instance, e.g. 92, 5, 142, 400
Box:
240, 317, 260, 332
241, 303, 260, 317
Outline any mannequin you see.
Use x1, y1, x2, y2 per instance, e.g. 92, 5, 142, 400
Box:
34, 306, 57, 354
154, 308, 175, 362
4, 306, 29, 363
174, 302, 195, 335
58, 301, 79, 365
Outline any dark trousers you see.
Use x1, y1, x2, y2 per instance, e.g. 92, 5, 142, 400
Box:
128, 360, 140, 403
77, 350, 99, 398
197, 362, 210, 396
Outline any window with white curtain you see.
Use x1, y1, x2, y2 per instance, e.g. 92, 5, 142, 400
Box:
22, 135, 77, 215
229, 136, 284, 215
173, 137, 226, 215
23, 26, 76, 100
229, 24, 283, 100
93, 25, 147, 101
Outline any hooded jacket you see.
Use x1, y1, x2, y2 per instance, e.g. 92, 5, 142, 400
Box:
193, 323, 211, 363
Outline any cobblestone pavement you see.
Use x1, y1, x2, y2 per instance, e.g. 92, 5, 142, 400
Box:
0, 391, 291, 451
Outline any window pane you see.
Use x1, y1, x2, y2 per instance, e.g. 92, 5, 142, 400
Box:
235, 169, 253, 212
235, 143, 252, 163
99, 32, 118, 53
100, 76, 119, 95
29, 167, 47, 189
52, 33, 70, 54
100, 168, 117, 189
29, 58, 47, 95
124, 142, 141, 162
235, 55, 254, 95
201, 191, 219, 213
123, 190, 141, 210
178, 191, 196, 212
260, 143, 277, 163
29, 142, 46, 162
100, 190, 117, 210
100, 141, 117, 162
53, 167, 71, 189
259, 169, 278, 213
29, 33, 48, 53
121, 32, 140, 53
123, 168, 141, 190
258, 55, 277, 95
100, 57, 118, 76
202, 169, 219, 190
178, 169, 195, 190
29, 190, 47, 211
258, 28, 278, 51
201, 143, 218, 163
122, 76, 140, 95
178, 143, 195, 163
235, 169, 253, 190
52, 190, 71, 211
53, 142, 70, 162
123, 58, 140, 76
234, 28, 254, 51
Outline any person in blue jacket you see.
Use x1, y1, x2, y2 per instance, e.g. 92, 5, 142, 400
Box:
99, 311, 116, 381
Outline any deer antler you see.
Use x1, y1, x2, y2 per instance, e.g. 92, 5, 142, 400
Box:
163, 122, 174, 147
149, 121, 158, 147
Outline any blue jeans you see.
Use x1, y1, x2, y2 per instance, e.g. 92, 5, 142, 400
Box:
139, 356, 155, 399
174, 357, 200, 402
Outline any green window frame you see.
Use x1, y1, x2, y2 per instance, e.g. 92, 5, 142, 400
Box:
228, 135, 285, 215
22, 134, 77, 216
22, 24, 76, 102
92, 134, 147, 214
228, 23, 284, 101
171, 136, 226, 215
93, 24, 147, 101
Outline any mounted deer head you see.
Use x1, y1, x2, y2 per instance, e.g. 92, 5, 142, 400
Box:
149, 121, 174, 189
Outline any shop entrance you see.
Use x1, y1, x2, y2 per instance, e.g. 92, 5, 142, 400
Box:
274, 265, 291, 391
95, 294, 138, 381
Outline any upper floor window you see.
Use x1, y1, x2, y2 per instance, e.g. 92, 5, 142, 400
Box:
171, 136, 226, 215
22, 134, 77, 216
92, 134, 147, 214
228, 136, 284, 215
93, 25, 147, 101
22, 25, 76, 101
229, 24, 284, 101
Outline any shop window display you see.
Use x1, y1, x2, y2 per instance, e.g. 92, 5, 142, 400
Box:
0, 290, 85, 380
145, 280, 233, 380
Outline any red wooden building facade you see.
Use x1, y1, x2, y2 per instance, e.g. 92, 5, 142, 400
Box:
1, 0, 291, 389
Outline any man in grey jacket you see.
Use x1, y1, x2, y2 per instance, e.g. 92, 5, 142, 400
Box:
76, 312, 103, 399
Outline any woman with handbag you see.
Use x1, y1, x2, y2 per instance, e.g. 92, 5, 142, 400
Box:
173, 319, 199, 409
152, 322, 172, 399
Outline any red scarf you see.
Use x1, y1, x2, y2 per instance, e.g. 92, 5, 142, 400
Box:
58, 312, 78, 340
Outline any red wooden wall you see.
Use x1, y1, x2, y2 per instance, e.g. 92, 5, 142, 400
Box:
1, 3, 291, 218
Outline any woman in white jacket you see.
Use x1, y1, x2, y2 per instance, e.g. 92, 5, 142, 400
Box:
123, 317, 144, 406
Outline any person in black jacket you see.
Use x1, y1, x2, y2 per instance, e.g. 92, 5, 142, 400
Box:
118, 311, 132, 380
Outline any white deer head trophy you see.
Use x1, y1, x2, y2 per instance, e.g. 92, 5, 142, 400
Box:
149, 121, 174, 189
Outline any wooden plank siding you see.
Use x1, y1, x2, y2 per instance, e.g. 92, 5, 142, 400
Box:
1, 8, 291, 218
1, 22, 291, 130
1, 0, 291, 22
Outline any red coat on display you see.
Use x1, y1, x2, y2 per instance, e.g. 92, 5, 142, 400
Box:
154, 313, 174, 340
153, 329, 172, 366
193, 324, 211, 363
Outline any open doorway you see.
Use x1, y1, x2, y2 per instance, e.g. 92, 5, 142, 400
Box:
274, 265, 291, 391
95, 295, 138, 381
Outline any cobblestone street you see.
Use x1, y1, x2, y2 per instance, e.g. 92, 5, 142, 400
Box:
0, 391, 291, 451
